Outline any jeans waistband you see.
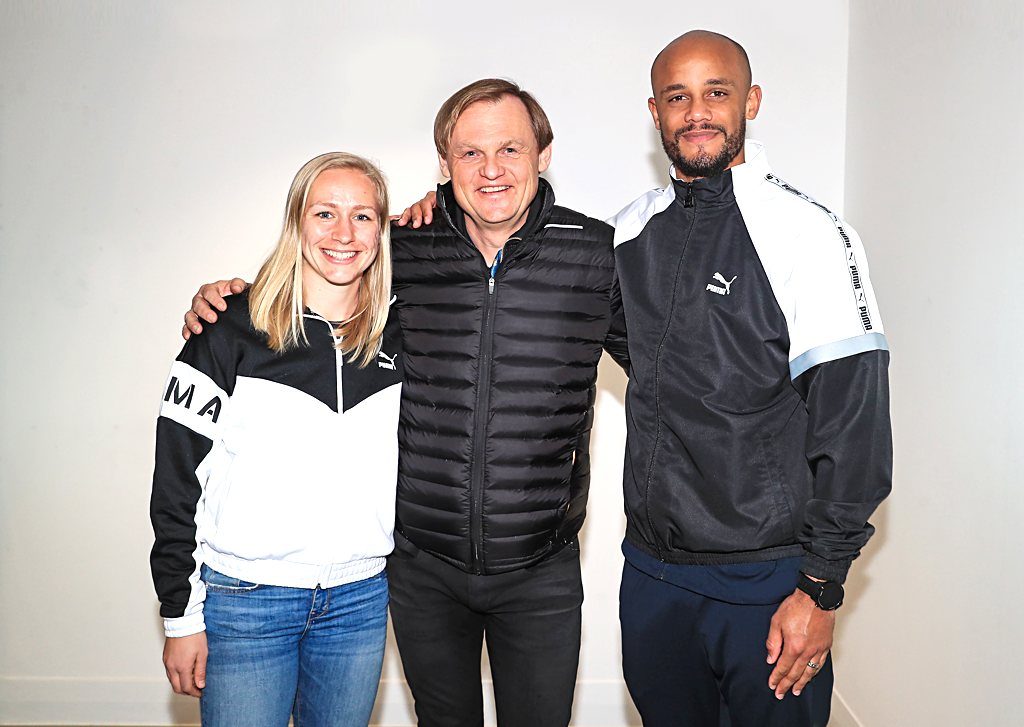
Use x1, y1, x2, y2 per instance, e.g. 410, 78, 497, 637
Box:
204, 550, 387, 589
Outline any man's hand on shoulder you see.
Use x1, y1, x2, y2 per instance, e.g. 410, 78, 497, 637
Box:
765, 587, 835, 700
182, 278, 249, 340
391, 191, 437, 228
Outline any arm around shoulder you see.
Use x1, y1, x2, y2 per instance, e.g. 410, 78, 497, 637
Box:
183, 277, 250, 340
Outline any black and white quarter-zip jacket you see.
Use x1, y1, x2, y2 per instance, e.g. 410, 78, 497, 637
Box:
391, 178, 628, 575
150, 292, 403, 637
610, 141, 891, 583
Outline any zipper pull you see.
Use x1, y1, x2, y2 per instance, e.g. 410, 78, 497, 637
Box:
684, 184, 695, 208
488, 248, 502, 296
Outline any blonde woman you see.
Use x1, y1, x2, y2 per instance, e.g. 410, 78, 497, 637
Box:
150, 152, 402, 726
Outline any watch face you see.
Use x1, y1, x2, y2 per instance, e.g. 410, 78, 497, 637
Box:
818, 582, 845, 610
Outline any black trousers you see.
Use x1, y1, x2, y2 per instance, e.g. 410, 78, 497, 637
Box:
387, 537, 583, 727
620, 561, 833, 727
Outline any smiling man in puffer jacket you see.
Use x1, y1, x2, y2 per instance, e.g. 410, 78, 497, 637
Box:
384, 79, 629, 727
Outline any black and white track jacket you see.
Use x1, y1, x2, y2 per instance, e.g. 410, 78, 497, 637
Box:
150, 292, 403, 636
610, 141, 892, 583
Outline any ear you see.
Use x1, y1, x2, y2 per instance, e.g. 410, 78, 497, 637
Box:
537, 144, 553, 174
438, 153, 451, 179
745, 85, 762, 120
648, 97, 662, 131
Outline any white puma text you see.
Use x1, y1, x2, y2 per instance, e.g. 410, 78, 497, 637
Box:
706, 272, 737, 296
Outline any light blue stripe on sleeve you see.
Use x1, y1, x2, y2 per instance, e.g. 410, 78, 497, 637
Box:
789, 332, 889, 380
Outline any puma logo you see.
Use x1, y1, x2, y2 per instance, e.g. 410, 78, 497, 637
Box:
706, 272, 737, 296
377, 351, 397, 370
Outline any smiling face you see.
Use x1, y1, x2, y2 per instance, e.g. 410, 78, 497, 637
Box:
438, 95, 552, 249
300, 167, 382, 309
649, 32, 761, 181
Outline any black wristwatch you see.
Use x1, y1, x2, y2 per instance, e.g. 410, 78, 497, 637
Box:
797, 573, 844, 611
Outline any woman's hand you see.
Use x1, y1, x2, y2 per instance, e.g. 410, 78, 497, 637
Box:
163, 632, 209, 697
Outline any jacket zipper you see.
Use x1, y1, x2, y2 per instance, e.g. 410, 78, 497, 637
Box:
641, 186, 698, 560
467, 240, 521, 572
305, 312, 344, 411
469, 252, 503, 572
683, 182, 695, 208
437, 192, 535, 573
469, 283, 494, 571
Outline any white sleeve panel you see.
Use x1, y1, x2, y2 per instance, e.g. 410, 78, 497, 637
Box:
608, 184, 676, 246
159, 361, 230, 441
163, 600, 206, 637
155, 432, 225, 637
736, 175, 887, 380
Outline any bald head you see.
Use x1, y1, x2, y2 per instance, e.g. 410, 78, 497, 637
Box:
652, 30, 752, 94
647, 29, 761, 181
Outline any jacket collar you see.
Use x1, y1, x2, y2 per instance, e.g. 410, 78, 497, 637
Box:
668, 139, 770, 207
730, 139, 770, 185
436, 176, 555, 250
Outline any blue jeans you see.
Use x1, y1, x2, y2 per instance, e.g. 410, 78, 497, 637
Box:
199, 565, 388, 727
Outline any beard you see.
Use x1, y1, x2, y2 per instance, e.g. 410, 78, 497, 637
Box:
661, 118, 746, 179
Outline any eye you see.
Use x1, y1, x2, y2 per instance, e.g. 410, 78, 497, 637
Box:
314, 210, 333, 219
503, 147, 520, 155
463, 150, 479, 158
355, 213, 374, 222
668, 94, 687, 103
709, 89, 728, 98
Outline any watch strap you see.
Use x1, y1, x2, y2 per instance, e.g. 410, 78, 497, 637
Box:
797, 572, 844, 610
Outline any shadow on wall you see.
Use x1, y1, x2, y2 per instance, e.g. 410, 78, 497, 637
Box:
599, 358, 635, 727
167, 692, 199, 723
834, 499, 889, 644
597, 353, 628, 407
586, 354, 636, 727
577, 353, 628, 561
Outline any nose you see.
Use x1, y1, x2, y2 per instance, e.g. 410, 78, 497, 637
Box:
331, 217, 354, 243
684, 96, 711, 124
480, 153, 503, 180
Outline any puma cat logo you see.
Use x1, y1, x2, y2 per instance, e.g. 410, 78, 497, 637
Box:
706, 272, 737, 296
377, 351, 397, 371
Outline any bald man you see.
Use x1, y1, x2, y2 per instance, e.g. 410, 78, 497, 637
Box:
609, 31, 891, 725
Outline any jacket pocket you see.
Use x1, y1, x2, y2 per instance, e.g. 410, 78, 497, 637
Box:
200, 564, 262, 594
391, 529, 420, 558
757, 435, 797, 541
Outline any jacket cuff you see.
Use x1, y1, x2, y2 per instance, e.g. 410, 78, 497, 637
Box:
800, 552, 852, 584
163, 611, 205, 638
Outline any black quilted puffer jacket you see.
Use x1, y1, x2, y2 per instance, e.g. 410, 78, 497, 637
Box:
391, 178, 628, 575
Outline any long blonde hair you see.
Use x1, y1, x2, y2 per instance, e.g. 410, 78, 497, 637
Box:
249, 152, 392, 367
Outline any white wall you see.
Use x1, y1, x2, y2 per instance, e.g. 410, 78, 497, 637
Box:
0, 2, 851, 724
838, 2, 1024, 725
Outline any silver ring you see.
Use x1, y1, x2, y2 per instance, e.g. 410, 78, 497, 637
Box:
807, 661, 821, 670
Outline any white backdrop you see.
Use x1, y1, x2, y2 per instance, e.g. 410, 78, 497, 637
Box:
0, 2, 852, 724
838, 2, 1024, 725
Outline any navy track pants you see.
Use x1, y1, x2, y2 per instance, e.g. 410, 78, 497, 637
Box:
620, 560, 833, 727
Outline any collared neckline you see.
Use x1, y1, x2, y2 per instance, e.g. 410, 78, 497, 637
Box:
667, 139, 770, 208
436, 177, 555, 252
